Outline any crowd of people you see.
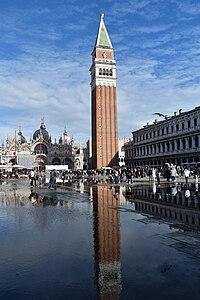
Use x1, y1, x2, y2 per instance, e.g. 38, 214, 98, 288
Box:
43, 164, 200, 187
1, 164, 200, 188
28, 169, 46, 187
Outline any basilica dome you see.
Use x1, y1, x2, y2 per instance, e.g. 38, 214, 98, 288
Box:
33, 122, 50, 141
18, 129, 26, 144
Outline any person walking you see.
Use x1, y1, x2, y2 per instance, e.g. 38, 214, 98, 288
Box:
152, 168, 156, 181
29, 169, 35, 186
48, 171, 53, 189
184, 168, 190, 185
114, 170, 119, 184
170, 167, 177, 182
61, 171, 65, 185
52, 170, 57, 190
166, 168, 171, 182
156, 169, 161, 186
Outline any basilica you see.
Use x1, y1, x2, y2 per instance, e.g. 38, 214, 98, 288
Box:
0, 121, 88, 170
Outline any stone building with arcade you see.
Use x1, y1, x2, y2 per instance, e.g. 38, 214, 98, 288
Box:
124, 106, 200, 169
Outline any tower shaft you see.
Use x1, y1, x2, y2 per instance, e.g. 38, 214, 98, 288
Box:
90, 14, 119, 169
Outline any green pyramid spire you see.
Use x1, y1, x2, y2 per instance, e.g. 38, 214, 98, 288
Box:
95, 13, 112, 49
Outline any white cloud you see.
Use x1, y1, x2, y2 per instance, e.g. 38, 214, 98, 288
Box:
0, 0, 200, 147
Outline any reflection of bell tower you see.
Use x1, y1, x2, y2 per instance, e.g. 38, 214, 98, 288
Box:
90, 13, 119, 169
93, 186, 121, 299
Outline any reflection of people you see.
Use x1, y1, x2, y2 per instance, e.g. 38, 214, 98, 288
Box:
185, 189, 190, 198
152, 168, 156, 181
29, 192, 38, 204
153, 182, 156, 194
195, 174, 198, 184
171, 184, 177, 196
148, 168, 152, 182
114, 186, 120, 199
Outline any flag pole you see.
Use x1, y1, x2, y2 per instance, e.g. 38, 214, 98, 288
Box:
14, 128, 17, 164
40, 127, 42, 163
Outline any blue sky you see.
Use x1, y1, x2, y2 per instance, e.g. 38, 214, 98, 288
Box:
0, 0, 200, 144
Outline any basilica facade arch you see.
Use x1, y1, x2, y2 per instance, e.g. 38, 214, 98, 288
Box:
0, 121, 89, 170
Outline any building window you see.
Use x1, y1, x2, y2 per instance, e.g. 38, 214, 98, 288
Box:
166, 142, 169, 152
157, 129, 160, 136
183, 139, 186, 149
162, 128, 164, 135
188, 120, 191, 128
171, 126, 173, 133
177, 140, 180, 150
154, 144, 156, 153
194, 118, 197, 127
182, 122, 185, 130
172, 140, 175, 151
176, 124, 179, 131
195, 136, 199, 148
150, 145, 152, 154
166, 127, 169, 134
189, 137, 192, 148
146, 133, 148, 140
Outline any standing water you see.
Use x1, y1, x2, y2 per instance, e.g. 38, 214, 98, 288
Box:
0, 179, 200, 299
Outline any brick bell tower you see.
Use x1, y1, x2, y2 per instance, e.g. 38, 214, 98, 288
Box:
90, 13, 119, 169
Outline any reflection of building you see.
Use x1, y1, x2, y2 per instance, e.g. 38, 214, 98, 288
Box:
126, 184, 200, 232
0, 182, 31, 207
92, 186, 121, 299
124, 106, 200, 168
0, 121, 88, 170
90, 13, 118, 169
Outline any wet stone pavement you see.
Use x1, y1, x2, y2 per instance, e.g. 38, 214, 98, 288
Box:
0, 179, 200, 300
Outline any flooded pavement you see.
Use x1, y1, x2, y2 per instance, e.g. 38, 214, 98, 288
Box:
0, 179, 200, 299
